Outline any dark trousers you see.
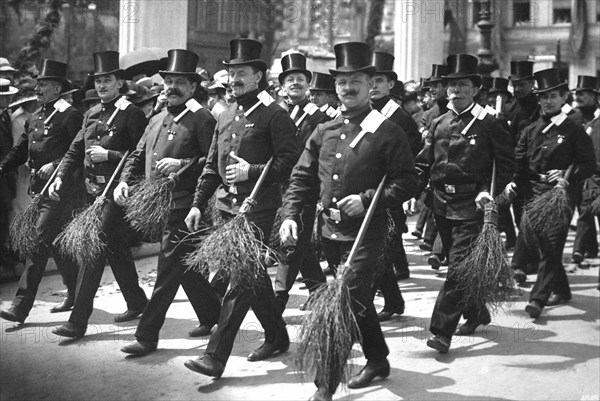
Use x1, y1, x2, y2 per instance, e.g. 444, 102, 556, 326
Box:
415, 203, 431, 233
274, 203, 326, 313
530, 210, 573, 304
69, 199, 147, 327
423, 213, 438, 245
135, 208, 222, 342
573, 211, 599, 258
205, 208, 287, 365
12, 198, 78, 317
315, 238, 389, 393
429, 215, 490, 339
498, 204, 516, 245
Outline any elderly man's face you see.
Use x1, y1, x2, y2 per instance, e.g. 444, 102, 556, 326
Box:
94, 74, 123, 103
228, 65, 262, 98
282, 72, 308, 104
163, 74, 197, 106
575, 90, 597, 108
446, 78, 478, 113
512, 79, 535, 99
335, 72, 373, 111
36, 79, 62, 104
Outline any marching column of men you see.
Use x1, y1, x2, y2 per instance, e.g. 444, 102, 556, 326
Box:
0, 38, 598, 401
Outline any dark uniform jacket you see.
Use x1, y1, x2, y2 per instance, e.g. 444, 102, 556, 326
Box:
289, 98, 330, 148
281, 105, 418, 241
1, 98, 83, 194
419, 99, 449, 133
372, 96, 422, 158
505, 92, 540, 146
121, 102, 216, 209
576, 104, 599, 127
515, 111, 596, 198
58, 96, 147, 195
192, 89, 300, 214
415, 102, 515, 221
0, 108, 16, 203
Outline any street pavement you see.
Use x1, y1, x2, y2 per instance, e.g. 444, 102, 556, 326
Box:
1, 216, 599, 401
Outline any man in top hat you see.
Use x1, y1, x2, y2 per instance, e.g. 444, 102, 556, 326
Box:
476, 76, 494, 107
486, 77, 512, 114
273, 52, 328, 313
415, 54, 515, 353
309, 72, 338, 117
184, 38, 300, 378
279, 42, 418, 400
368, 51, 420, 322
503, 68, 595, 318
506, 61, 540, 145
50, 51, 148, 338
0, 60, 82, 324
117, 49, 223, 356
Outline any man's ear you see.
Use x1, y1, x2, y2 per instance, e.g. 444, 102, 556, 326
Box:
389, 80, 395, 91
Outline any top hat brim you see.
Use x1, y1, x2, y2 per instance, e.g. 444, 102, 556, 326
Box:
509, 74, 535, 82
488, 88, 512, 95
574, 86, 599, 94
132, 92, 159, 105
222, 59, 267, 72
278, 68, 312, 84
158, 70, 203, 83
442, 73, 482, 87
373, 70, 398, 82
329, 66, 377, 77
36, 75, 70, 86
89, 69, 129, 79
535, 82, 569, 94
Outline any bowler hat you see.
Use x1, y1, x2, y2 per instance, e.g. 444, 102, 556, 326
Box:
309, 72, 336, 92
223, 39, 267, 72
534, 68, 568, 94
429, 64, 448, 83
81, 89, 100, 104
90, 51, 127, 79
509, 61, 534, 82
329, 42, 376, 77
442, 54, 481, 86
371, 52, 397, 82
279, 53, 312, 84
574, 75, 599, 94
37, 59, 70, 86
488, 77, 511, 96
159, 49, 201, 82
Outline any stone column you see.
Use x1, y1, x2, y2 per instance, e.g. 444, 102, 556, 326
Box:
394, 0, 445, 82
119, 0, 188, 54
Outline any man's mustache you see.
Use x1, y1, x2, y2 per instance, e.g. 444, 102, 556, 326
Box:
166, 88, 184, 97
341, 90, 358, 97
232, 81, 245, 88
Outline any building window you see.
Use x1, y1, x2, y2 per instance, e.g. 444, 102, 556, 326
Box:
513, 0, 531, 26
553, 0, 571, 24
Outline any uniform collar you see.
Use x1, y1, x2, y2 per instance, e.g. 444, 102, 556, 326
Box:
449, 102, 475, 117
41, 97, 59, 111
100, 96, 119, 111
370, 95, 391, 111
166, 100, 189, 116
235, 88, 262, 110
341, 102, 371, 121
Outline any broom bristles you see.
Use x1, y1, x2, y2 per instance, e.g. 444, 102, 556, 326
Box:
184, 213, 271, 291
523, 186, 572, 241
295, 265, 361, 392
9, 194, 43, 257
55, 197, 106, 268
124, 176, 174, 242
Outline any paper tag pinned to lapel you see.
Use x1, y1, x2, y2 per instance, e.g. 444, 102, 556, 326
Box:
54, 98, 71, 112
349, 110, 387, 149
561, 103, 572, 115
115, 96, 132, 111
304, 102, 318, 116
484, 105, 497, 117
243, 90, 275, 118
542, 112, 568, 134
460, 104, 487, 135
381, 99, 400, 118
587, 126, 593, 135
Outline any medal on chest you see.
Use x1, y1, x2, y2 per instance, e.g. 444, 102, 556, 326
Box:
167, 129, 176, 141
557, 134, 564, 144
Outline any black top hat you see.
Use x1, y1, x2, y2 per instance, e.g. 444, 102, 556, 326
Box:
159, 49, 201, 81
429, 64, 448, 83
510, 61, 534, 82
223, 39, 267, 72
90, 51, 127, 79
442, 54, 481, 86
420, 77, 431, 90
488, 77, 511, 95
480, 76, 493, 90
279, 53, 312, 84
371, 52, 397, 82
37, 59, 69, 86
574, 75, 599, 93
61, 81, 80, 96
329, 42, 376, 77
309, 72, 335, 92
534, 68, 569, 94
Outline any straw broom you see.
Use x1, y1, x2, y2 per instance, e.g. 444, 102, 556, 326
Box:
124, 156, 199, 242
295, 175, 387, 393
522, 164, 575, 242
9, 160, 63, 257
455, 160, 514, 312
185, 158, 275, 290
55, 152, 130, 267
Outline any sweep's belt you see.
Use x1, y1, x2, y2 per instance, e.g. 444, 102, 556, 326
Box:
87, 172, 110, 185
433, 182, 477, 194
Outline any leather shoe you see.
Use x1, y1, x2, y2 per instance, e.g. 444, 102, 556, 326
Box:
114, 309, 144, 323
513, 269, 527, 285
188, 324, 214, 337
184, 354, 225, 378
572, 251, 584, 264
525, 300, 543, 318
247, 331, 290, 361
546, 293, 570, 306
347, 359, 390, 389
419, 242, 433, 251
308, 388, 333, 401
411, 230, 422, 239
394, 270, 409, 280
426, 335, 451, 353
121, 340, 158, 356
428, 254, 443, 270
50, 298, 74, 313
456, 319, 483, 336
377, 306, 404, 322
0, 308, 25, 324
52, 322, 86, 338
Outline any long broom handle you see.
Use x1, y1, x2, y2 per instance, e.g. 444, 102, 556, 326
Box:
490, 159, 497, 196
343, 174, 387, 268
174, 155, 200, 178
40, 159, 64, 196
563, 163, 575, 181
247, 157, 274, 201
100, 151, 130, 198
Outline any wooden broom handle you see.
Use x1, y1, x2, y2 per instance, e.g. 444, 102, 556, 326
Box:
490, 159, 497, 196
343, 175, 387, 269
100, 151, 130, 198
248, 157, 274, 201
563, 163, 575, 181
40, 159, 64, 196
174, 155, 200, 178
